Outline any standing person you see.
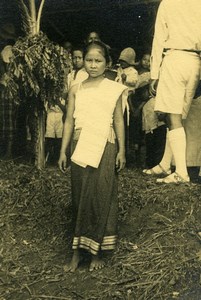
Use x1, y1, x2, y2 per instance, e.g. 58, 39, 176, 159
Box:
146, 0, 201, 183
129, 52, 151, 165
85, 31, 111, 58
85, 31, 101, 44
45, 98, 66, 164
0, 44, 16, 159
67, 46, 88, 89
116, 48, 138, 92
58, 41, 127, 272
115, 47, 138, 161
62, 41, 73, 60
136, 52, 151, 88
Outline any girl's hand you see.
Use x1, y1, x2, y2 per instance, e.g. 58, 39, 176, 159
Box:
116, 152, 126, 172
58, 153, 67, 173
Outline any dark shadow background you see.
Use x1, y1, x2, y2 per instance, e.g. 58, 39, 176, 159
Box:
0, 0, 160, 59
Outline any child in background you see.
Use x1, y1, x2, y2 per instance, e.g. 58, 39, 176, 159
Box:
115, 47, 138, 93
136, 53, 151, 88
129, 53, 151, 166
115, 47, 138, 156
67, 46, 88, 89
58, 41, 127, 272
62, 41, 73, 62
85, 31, 111, 51
45, 98, 66, 164
85, 31, 101, 44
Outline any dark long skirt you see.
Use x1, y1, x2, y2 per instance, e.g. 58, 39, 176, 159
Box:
71, 140, 118, 255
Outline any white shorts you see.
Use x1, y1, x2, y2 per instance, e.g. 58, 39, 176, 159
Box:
45, 112, 64, 138
154, 50, 200, 119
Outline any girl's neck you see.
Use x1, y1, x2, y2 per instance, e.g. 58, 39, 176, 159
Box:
82, 74, 105, 88
87, 74, 105, 82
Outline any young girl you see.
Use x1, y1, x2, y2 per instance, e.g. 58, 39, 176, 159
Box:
58, 41, 127, 272
67, 46, 88, 89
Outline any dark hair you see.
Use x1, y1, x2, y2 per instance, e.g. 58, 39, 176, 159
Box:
72, 45, 85, 55
141, 52, 151, 58
84, 41, 110, 64
86, 31, 101, 40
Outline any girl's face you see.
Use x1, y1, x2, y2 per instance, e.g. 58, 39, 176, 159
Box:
141, 54, 150, 70
73, 50, 84, 70
84, 48, 106, 78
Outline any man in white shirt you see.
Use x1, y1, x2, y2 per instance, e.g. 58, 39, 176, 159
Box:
144, 0, 201, 183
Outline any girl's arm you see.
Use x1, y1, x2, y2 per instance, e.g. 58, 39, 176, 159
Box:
58, 85, 76, 172
113, 95, 126, 172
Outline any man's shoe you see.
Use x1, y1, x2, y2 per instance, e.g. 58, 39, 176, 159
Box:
156, 172, 190, 184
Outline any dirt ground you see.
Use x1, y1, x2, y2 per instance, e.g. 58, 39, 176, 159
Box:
0, 158, 201, 300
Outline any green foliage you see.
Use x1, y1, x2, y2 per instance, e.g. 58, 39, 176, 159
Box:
4, 32, 70, 108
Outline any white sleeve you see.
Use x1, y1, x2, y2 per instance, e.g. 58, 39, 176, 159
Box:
151, 1, 168, 79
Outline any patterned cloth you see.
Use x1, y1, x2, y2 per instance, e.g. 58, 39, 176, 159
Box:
0, 89, 16, 141
69, 78, 126, 254
71, 139, 118, 255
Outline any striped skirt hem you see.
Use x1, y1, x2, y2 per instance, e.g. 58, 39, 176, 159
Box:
72, 235, 117, 255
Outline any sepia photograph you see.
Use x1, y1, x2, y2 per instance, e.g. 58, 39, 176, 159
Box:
0, 0, 201, 299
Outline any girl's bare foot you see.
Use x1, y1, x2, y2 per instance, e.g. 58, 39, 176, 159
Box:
64, 250, 81, 273
89, 255, 105, 272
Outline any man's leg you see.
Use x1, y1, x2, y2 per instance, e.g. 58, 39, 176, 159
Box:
167, 114, 188, 178
157, 113, 189, 183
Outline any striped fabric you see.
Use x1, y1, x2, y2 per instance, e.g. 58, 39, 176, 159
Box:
71, 140, 118, 255
72, 235, 117, 255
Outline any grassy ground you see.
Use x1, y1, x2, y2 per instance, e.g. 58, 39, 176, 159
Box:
0, 158, 201, 300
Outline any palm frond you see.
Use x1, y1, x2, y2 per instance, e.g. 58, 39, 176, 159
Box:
17, 0, 32, 35
36, 0, 46, 33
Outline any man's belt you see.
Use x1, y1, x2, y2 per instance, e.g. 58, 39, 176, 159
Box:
164, 48, 201, 55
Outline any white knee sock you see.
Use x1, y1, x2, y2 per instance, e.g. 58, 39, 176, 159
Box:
168, 127, 188, 177
160, 129, 173, 170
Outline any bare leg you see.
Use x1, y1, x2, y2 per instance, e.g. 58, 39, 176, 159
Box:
89, 254, 105, 272
65, 249, 81, 273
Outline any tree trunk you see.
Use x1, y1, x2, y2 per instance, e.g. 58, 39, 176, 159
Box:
35, 109, 45, 169
28, 0, 46, 169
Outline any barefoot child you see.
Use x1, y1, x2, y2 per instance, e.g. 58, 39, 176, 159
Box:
58, 41, 127, 272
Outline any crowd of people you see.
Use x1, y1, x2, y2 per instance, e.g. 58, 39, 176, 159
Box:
1, 0, 201, 272
0, 29, 159, 168
1, 27, 201, 182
